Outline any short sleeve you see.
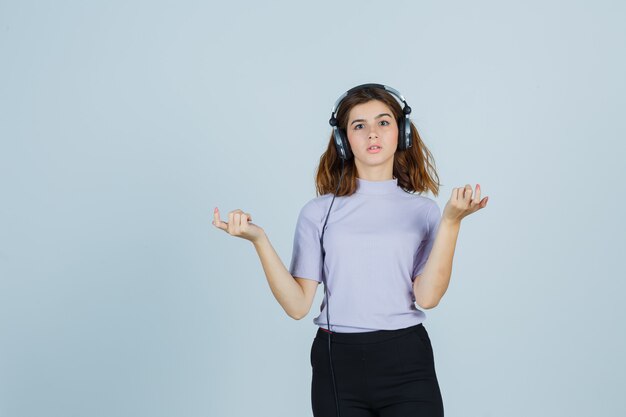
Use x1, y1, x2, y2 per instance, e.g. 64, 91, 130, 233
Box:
412, 201, 442, 278
289, 200, 323, 282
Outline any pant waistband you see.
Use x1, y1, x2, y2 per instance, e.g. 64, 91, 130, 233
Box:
315, 323, 424, 345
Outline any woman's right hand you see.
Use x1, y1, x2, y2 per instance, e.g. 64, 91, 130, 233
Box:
212, 207, 266, 243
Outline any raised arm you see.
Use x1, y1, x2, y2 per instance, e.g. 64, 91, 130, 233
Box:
413, 184, 488, 308
252, 233, 319, 320
213, 207, 318, 320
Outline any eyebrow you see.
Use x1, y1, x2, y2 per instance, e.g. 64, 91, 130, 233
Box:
350, 113, 393, 126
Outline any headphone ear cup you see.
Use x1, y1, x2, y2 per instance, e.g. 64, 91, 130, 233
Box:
397, 116, 413, 151
397, 117, 407, 151
334, 128, 353, 160
406, 120, 414, 149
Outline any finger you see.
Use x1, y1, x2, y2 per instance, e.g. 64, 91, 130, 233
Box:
241, 213, 249, 229
463, 185, 473, 207
453, 187, 459, 201
245, 212, 252, 222
464, 184, 473, 200
228, 211, 235, 234
233, 212, 241, 234
234, 209, 244, 232
473, 184, 481, 204
213, 207, 227, 230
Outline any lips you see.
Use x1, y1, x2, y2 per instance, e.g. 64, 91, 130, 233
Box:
367, 146, 382, 154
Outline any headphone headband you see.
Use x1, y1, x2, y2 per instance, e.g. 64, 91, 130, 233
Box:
330, 83, 409, 124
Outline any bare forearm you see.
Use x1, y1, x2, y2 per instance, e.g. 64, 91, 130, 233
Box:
413, 218, 461, 308
252, 233, 306, 319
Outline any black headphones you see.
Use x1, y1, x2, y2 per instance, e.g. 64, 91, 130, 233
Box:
328, 83, 414, 161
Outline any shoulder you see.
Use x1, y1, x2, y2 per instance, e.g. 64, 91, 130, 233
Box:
416, 196, 442, 228
399, 193, 441, 229
399, 190, 439, 210
421, 195, 440, 211
297, 194, 333, 220
419, 195, 441, 217
297, 192, 353, 226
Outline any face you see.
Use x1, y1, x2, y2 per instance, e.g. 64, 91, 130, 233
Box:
346, 100, 398, 174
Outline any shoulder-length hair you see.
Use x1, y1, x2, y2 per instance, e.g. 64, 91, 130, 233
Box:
314, 86, 441, 197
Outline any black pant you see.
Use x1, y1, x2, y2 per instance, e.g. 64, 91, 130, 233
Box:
310, 323, 444, 416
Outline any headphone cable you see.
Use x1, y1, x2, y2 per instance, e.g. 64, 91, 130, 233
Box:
320, 157, 345, 417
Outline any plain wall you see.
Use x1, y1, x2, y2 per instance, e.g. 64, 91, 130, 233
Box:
1, 1, 624, 416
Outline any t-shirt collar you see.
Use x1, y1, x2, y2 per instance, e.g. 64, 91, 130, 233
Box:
355, 177, 399, 195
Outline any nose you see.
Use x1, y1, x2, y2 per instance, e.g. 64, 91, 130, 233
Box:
368, 125, 379, 139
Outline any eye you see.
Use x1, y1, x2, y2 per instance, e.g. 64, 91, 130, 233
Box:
353, 123, 364, 130
379, 120, 390, 126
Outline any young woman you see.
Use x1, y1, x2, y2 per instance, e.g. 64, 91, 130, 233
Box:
212, 84, 488, 417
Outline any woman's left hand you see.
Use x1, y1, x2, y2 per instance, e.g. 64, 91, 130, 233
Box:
442, 184, 488, 224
